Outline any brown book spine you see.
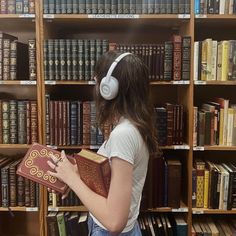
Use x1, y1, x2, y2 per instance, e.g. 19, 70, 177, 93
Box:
54, 101, 59, 146
24, 178, 30, 207
3, 39, 11, 80
83, 101, 91, 145
2, 101, 10, 144
1, 164, 10, 207
30, 180, 36, 207
167, 159, 182, 208
9, 100, 18, 144
66, 101, 71, 146
172, 35, 182, 81
29, 0, 35, 13
49, 101, 55, 145
30, 101, 38, 143
17, 175, 25, 206
45, 94, 50, 145
58, 101, 63, 146
62, 101, 67, 146
0, 0, 7, 14
0, 100, 2, 143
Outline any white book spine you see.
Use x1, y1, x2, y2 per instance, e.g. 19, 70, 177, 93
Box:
220, 0, 226, 14
211, 41, 218, 81
194, 41, 199, 81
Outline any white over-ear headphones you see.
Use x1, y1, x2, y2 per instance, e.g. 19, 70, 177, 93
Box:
100, 52, 132, 100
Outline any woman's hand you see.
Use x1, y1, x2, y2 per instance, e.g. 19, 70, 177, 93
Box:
47, 150, 79, 187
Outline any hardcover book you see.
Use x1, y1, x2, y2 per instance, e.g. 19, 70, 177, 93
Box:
74, 149, 111, 198
16, 143, 75, 194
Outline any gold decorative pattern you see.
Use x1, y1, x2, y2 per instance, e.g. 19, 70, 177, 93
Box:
24, 149, 60, 184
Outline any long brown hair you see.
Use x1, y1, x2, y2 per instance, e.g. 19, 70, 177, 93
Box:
94, 50, 159, 155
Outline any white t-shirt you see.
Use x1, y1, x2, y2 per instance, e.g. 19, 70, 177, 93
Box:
90, 117, 149, 233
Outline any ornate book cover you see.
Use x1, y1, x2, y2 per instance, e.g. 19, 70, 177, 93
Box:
16, 143, 75, 194
74, 149, 111, 198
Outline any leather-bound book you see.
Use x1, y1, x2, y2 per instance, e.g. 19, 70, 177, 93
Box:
74, 149, 111, 198
16, 143, 75, 194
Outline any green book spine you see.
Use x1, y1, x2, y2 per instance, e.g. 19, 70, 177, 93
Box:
43, 40, 49, 81
98, 0, 104, 14
66, 39, 72, 81
105, 0, 111, 14
71, 39, 78, 81
9, 100, 17, 144
61, 0, 66, 13
55, 0, 61, 13
78, 39, 84, 80
86, 0, 92, 13
2, 101, 10, 144
17, 101, 27, 144
67, 0, 73, 13
48, 39, 55, 81
92, 0, 98, 14
84, 40, 90, 81
79, 0, 86, 13
72, 0, 79, 13
111, 0, 117, 14
48, 0, 55, 14
123, 0, 130, 13
90, 39, 95, 80
59, 39, 67, 81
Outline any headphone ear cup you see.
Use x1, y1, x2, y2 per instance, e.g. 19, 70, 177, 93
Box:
100, 76, 119, 100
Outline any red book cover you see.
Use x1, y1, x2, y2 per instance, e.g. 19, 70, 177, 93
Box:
16, 143, 75, 194
74, 149, 111, 198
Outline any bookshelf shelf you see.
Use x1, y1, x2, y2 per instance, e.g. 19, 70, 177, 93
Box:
44, 80, 95, 85
0, 144, 31, 149
193, 146, 236, 151
0, 80, 37, 85
46, 145, 100, 150
160, 144, 190, 150
194, 81, 236, 85
43, 14, 190, 20
195, 14, 236, 20
148, 201, 188, 213
150, 81, 190, 85
0, 14, 35, 19
0, 207, 38, 212
48, 206, 87, 212
192, 208, 236, 215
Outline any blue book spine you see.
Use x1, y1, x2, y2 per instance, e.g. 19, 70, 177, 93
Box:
195, 0, 200, 14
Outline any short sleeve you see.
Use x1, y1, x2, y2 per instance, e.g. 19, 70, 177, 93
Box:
107, 125, 139, 165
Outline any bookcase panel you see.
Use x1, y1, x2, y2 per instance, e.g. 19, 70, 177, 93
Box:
0, 86, 38, 100
194, 86, 236, 107
45, 85, 95, 101
0, 212, 40, 236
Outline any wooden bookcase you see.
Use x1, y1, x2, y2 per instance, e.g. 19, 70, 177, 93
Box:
0, 0, 236, 235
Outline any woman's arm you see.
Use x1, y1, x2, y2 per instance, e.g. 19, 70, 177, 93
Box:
47, 153, 133, 234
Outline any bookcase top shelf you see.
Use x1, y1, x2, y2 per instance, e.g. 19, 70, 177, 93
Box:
194, 81, 236, 85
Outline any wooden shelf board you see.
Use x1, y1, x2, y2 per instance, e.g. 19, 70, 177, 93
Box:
0, 80, 37, 85
160, 144, 190, 150
148, 202, 188, 213
0, 14, 35, 19
195, 14, 236, 20
193, 146, 236, 151
0, 207, 38, 212
0, 144, 30, 149
45, 80, 95, 85
192, 208, 236, 214
194, 80, 236, 85
48, 206, 87, 212
46, 145, 100, 150
43, 14, 190, 20
150, 81, 190, 85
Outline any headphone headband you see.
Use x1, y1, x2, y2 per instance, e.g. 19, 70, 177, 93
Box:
105, 52, 132, 82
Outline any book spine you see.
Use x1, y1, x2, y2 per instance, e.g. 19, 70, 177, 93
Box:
17, 175, 25, 206
9, 100, 18, 144
23, 0, 29, 13
1, 167, 9, 207
28, 39, 37, 81
172, 35, 182, 81
3, 39, 11, 80
18, 101, 27, 144
2, 101, 10, 144
70, 101, 78, 145
71, 39, 78, 81
0, 0, 7, 14
117, 0, 123, 13
30, 180, 36, 207
48, 39, 55, 81
90, 39, 95, 80
54, 40, 60, 81
78, 39, 84, 80
164, 42, 173, 81
182, 36, 191, 80
66, 39, 72, 81
83, 101, 91, 145
72, 0, 78, 13
9, 164, 17, 207
24, 178, 30, 207
61, 0, 66, 13
105, 0, 111, 14
62, 101, 67, 146
84, 40, 90, 81
43, 40, 49, 81
30, 101, 38, 143
26, 101, 31, 144
8, 0, 16, 14
67, 0, 73, 13
59, 39, 66, 81
16, 0, 23, 13
204, 169, 209, 208
29, 0, 35, 13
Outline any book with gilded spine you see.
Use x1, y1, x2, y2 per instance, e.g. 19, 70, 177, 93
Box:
74, 149, 111, 198
16, 143, 75, 194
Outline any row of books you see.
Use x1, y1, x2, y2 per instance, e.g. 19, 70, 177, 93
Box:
155, 104, 184, 146
193, 98, 236, 147
0, 156, 39, 207
0, 32, 36, 81
45, 97, 105, 146
193, 159, 236, 210
44, 35, 191, 82
0, 100, 38, 144
47, 211, 88, 236
192, 217, 236, 236
48, 190, 81, 207
0, 0, 35, 14
152, 156, 182, 209
44, 39, 109, 81
111, 35, 191, 81
194, 39, 236, 81
195, 0, 236, 15
139, 214, 187, 236
43, 0, 190, 15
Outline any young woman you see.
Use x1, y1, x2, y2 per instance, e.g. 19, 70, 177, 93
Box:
47, 51, 159, 235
